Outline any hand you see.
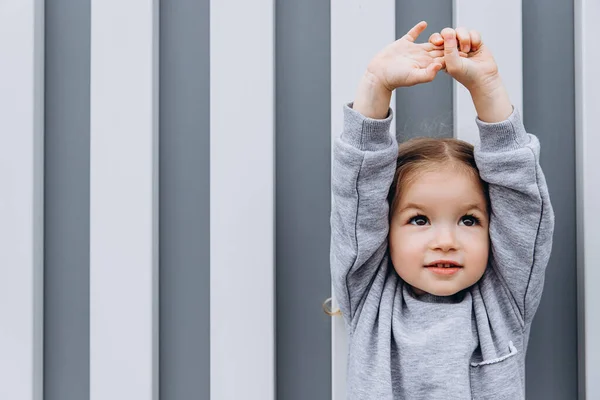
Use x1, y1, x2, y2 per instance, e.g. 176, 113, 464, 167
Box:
430, 28, 512, 122
366, 21, 448, 91
429, 28, 501, 95
353, 21, 468, 119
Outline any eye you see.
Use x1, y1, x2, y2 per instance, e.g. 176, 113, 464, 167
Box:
409, 215, 429, 226
460, 214, 480, 227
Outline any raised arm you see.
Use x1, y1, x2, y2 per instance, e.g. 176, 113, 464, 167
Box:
330, 103, 396, 324
475, 107, 554, 326
434, 27, 554, 325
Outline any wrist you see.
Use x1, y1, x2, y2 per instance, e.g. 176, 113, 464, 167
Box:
468, 74, 504, 100
469, 76, 513, 123
352, 71, 393, 120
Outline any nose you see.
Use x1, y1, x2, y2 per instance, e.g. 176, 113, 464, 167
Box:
431, 225, 458, 252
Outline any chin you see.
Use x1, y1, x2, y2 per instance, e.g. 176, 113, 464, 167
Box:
437, 289, 462, 297
424, 285, 465, 297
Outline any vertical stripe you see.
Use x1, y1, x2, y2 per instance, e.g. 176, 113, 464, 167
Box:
330, 1, 395, 398
453, 0, 523, 144
44, 0, 90, 398
159, 0, 210, 398
0, 1, 45, 399
89, 1, 159, 399
522, 1, 578, 398
275, 0, 331, 398
209, 0, 275, 399
396, 1, 454, 140
575, 0, 599, 398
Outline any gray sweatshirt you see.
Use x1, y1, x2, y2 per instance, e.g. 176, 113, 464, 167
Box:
330, 103, 554, 399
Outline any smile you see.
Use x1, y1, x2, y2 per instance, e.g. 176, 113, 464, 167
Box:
424, 260, 463, 275
425, 260, 463, 268
425, 265, 462, 275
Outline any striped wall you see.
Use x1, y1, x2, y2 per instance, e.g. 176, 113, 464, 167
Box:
44, 0, 90, 398
159, 0, 210, 399
89, 1, 159, 399
0, 2, 44, 399
575, 0, 600, 397
0, 0, 596, 399
276, 0, 332, 398
210, 0, 275, 398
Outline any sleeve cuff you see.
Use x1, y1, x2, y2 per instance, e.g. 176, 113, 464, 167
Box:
340, 102, 394, 151
476, 106, 530, 152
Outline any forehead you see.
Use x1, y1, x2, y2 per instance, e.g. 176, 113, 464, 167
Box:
398, 168, 486, 210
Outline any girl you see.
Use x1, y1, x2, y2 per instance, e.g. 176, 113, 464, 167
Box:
330, 21, 554, 399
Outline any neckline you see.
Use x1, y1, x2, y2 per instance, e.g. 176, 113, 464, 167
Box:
406, 285, 467, 304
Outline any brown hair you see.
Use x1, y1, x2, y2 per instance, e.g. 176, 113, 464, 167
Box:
387, 137, 490, 217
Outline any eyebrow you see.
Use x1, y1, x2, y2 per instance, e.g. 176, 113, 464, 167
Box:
399, 202, 487, 214
398, 203, 425, 213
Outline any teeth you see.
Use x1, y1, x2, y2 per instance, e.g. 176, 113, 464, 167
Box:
425, 263, 459, 268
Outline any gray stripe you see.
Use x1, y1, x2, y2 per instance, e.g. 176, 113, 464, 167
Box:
275, 0, 332, 397
395, 0, 453, 140
522, 1, 578, 398
44, 0, 90, 399
158, 0, 210, 398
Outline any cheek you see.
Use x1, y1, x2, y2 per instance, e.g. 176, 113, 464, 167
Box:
459, 228, 490, 264
389, 226, 426, 265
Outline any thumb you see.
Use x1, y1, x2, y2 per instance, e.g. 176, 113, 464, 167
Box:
441, 28, 461, 73
412, 62, 442, 84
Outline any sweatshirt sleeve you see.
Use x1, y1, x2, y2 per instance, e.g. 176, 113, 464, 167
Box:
474, 107, 555, 327
330, 103, 398, 323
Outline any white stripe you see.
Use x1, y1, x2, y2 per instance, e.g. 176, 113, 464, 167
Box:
89, 1, 159, 399
331, 1, 396, 398
209, 0, 275, 399
453, 0, 523, 143
575, 0, 599, 398
0, 1, 44, 399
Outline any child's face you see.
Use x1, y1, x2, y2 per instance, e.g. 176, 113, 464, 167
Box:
389, 166, 489, 297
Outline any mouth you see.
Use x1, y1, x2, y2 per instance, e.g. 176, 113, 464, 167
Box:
424, 260, 463, 275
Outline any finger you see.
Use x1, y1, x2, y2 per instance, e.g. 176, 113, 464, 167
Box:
441, 28, 461, 72
422, 41, 442, 50
428, 32, 444, 46
416, 63, 443, 83
430, 49, 468, 58
435, 57, 466, 71
422, 42, 444, 52
434, 57, 446, 69
404, 21, 427, 42
470, 30, 482, 51
456, 27, 471, 53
